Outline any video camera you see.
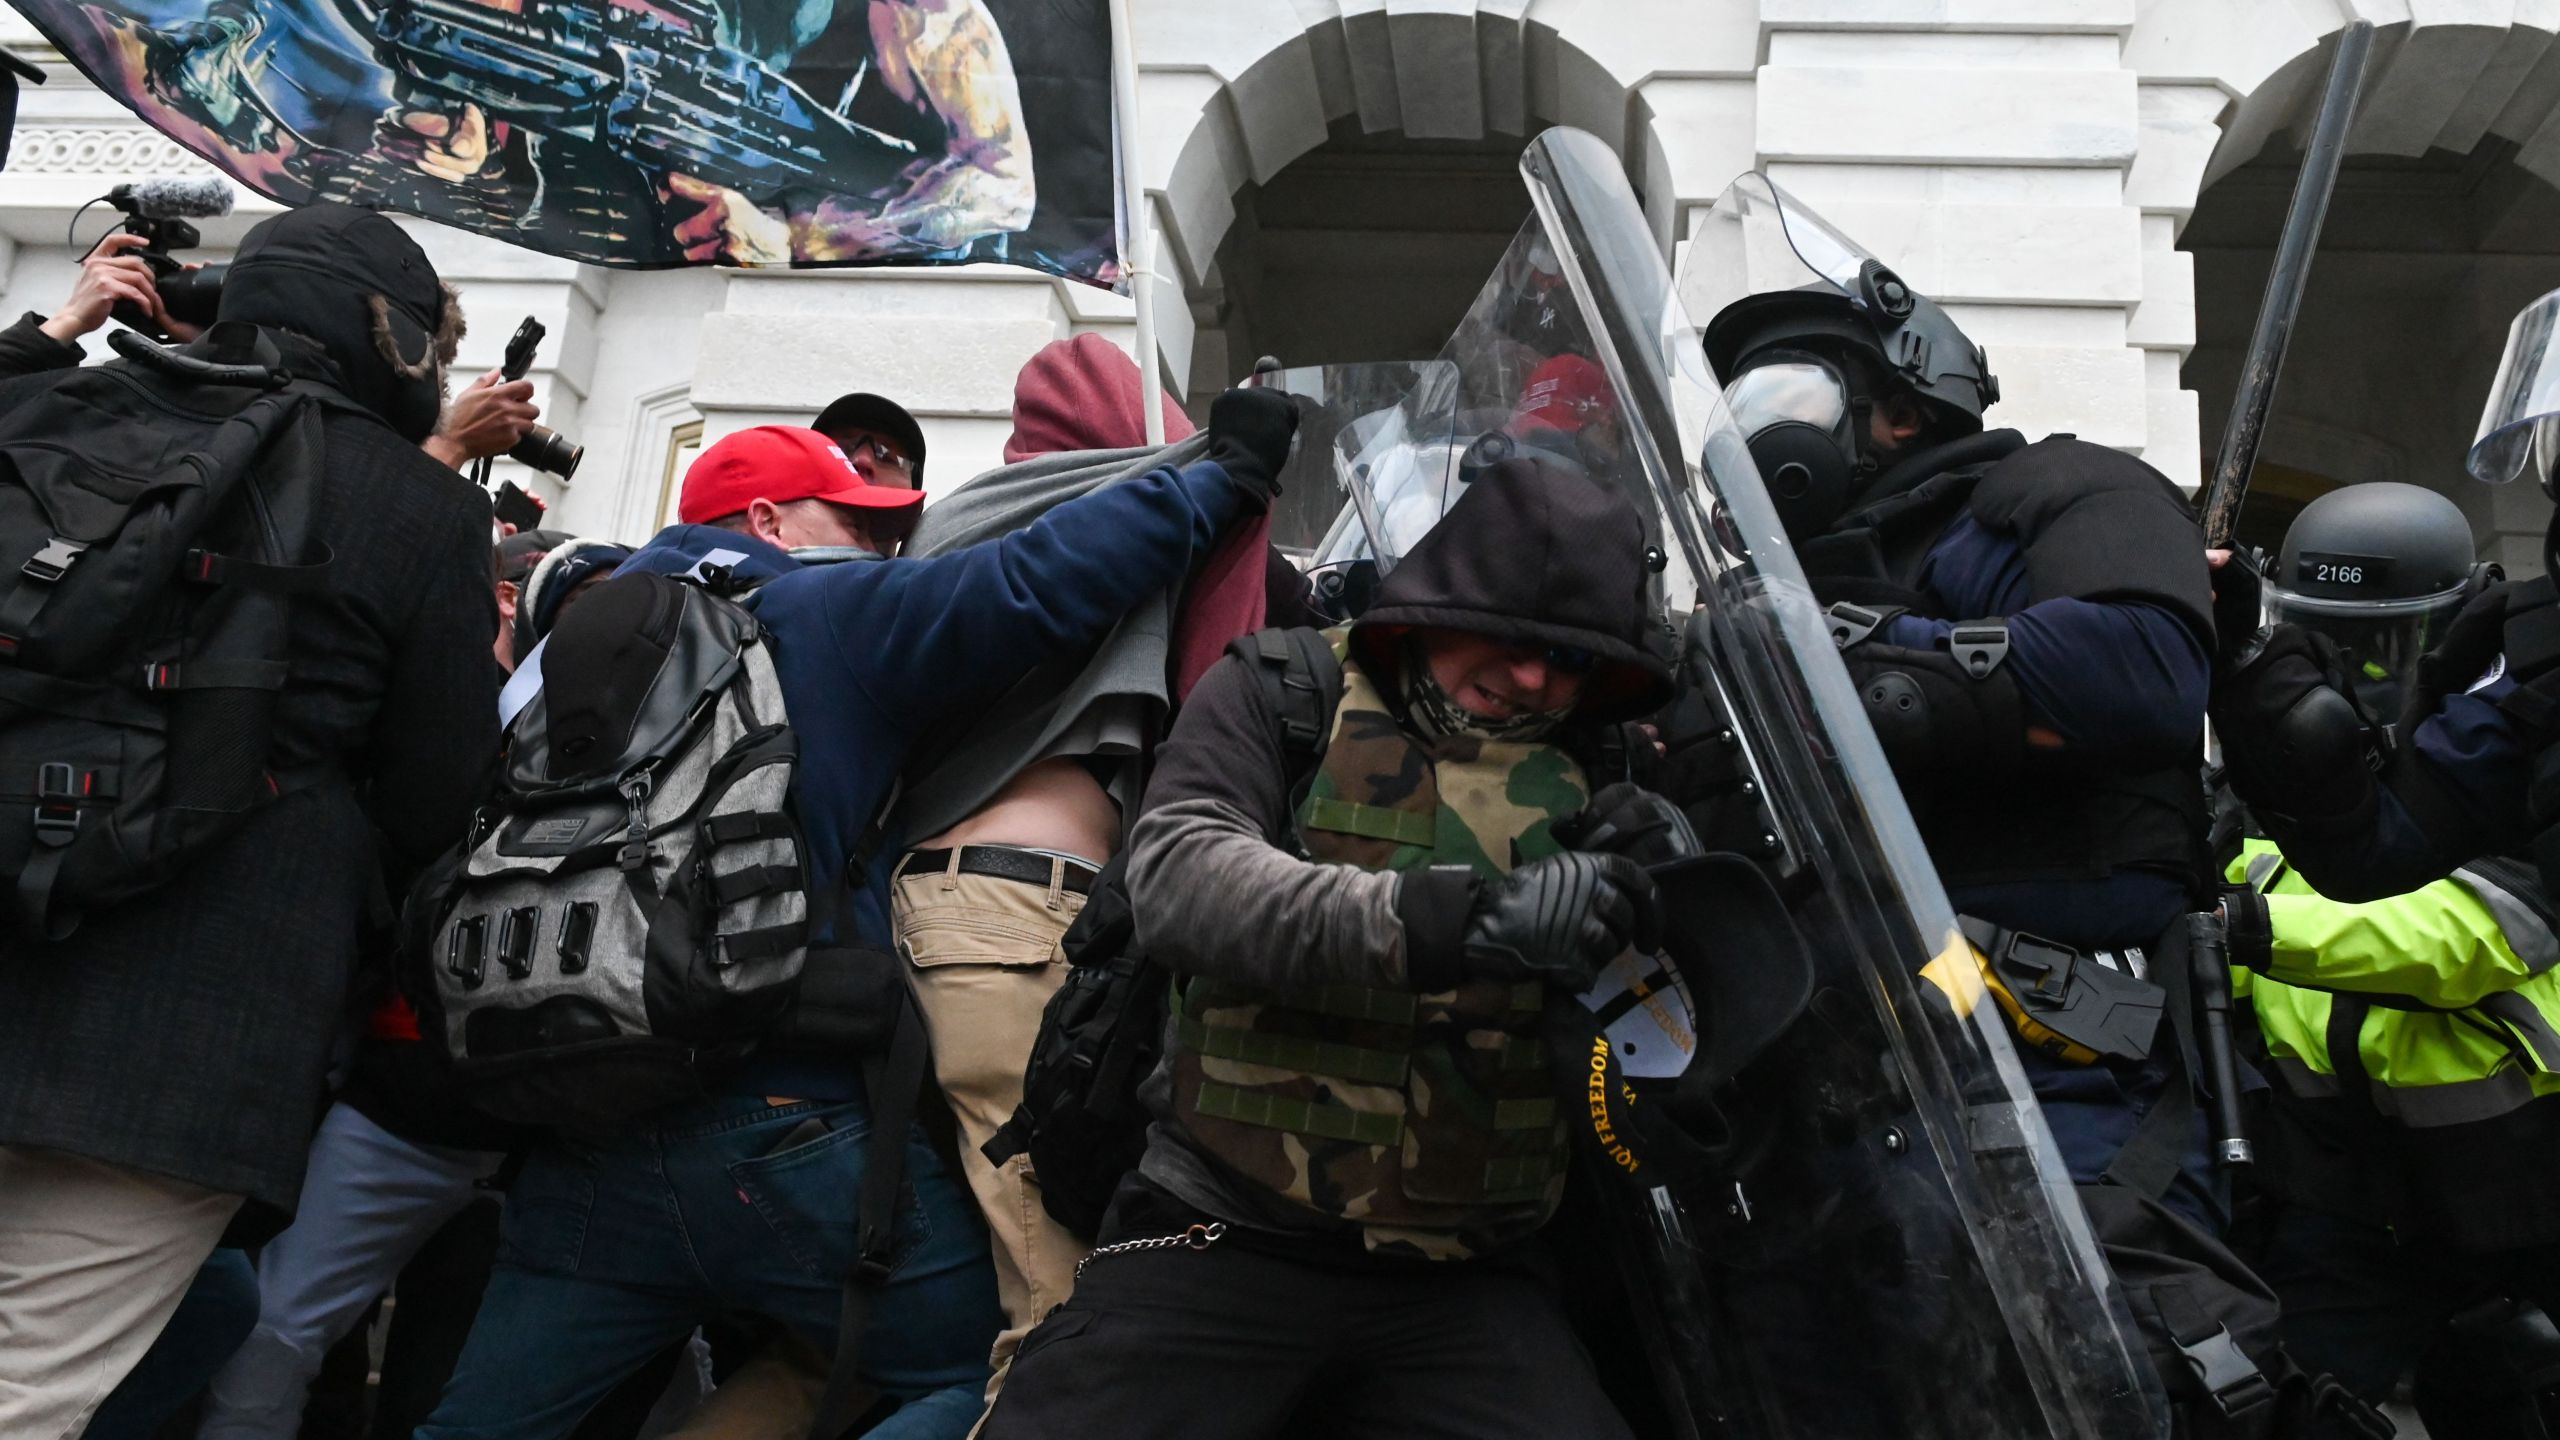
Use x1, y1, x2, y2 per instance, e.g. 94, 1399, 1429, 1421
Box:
90, 177, 235, 339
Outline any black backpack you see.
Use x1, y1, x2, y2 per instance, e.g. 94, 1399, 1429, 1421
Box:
984, 626, 1343, 1238
0, 326, 337, 942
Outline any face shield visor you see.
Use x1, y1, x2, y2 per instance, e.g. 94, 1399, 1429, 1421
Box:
2263, 582, 2467, 710
2470, 288, 2560, 501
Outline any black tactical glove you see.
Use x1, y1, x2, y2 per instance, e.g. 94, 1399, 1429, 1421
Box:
1205, 386, 1299, 506
2404, 583, 2510, 734
1553, 782, 1701, 868
2219, 884, 2273, 974
2209, 545, 2268, 677
2210, 624, 2383, 823
1456, 852, 1660, 995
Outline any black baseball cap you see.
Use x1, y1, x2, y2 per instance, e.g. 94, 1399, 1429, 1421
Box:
812, 392, 927, 487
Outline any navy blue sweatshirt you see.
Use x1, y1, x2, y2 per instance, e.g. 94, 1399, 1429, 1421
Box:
624, 457, 1246, 943
618, 457, 1247, 1092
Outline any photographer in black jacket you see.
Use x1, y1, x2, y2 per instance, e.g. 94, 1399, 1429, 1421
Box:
0, 203, 501, 1439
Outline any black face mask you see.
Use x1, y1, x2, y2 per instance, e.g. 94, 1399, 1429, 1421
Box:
1723, 353, 1866, 541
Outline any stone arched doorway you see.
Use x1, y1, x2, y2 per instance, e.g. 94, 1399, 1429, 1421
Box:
2132, 8, 2560, 570
1119, 0, 1759, 405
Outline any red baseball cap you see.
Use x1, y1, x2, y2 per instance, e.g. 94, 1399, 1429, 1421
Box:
1510, 354, 1615, 434
678, 425, 927, 526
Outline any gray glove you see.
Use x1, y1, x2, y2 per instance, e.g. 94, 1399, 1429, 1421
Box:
1459, 852, 1660, 995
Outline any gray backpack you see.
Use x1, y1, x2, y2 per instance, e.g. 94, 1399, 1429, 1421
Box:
410, 564, 933, 1440
412, 568, 828, 1132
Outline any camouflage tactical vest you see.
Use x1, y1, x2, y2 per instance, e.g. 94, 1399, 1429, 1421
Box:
1169, 638, 1590, 1259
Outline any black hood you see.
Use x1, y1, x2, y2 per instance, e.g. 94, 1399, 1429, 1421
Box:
217, 203, 462, 443
1352, 456, 1673, 722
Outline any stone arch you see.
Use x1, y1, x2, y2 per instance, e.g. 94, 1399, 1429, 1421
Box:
2128, 7, 2560, 205
1120, 0, 1759, 395
2130, 5, 2560, 569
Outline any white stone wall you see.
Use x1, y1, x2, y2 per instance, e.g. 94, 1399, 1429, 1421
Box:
6, 0, 2560, 549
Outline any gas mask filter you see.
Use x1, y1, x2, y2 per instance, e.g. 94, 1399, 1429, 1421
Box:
1722, 352, 1865, 539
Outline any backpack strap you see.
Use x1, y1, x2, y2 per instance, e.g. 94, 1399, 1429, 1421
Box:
1231, 626, 1345, 817
2099, 916, 2204, 1201
802, 984, 930, 1440
2149, 1280, 2278, 1422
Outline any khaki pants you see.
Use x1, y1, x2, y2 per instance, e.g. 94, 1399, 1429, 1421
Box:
0, 1146, 242, 1440
892, 848, 1091, 1402
658, 1332, 838, 1440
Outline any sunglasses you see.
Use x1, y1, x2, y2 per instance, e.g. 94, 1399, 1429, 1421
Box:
841, 434, 913, 473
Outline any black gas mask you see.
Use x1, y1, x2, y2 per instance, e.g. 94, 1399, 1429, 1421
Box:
1721, 349, 1871, 541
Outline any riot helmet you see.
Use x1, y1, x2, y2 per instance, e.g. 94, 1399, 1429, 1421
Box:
1693, 177, 1999, 541
2268, 482, 2490, 713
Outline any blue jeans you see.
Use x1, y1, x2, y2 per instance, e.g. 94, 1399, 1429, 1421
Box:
416, 1094, 999, 1440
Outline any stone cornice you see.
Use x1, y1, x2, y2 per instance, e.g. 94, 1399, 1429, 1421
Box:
6, 124, 215, 176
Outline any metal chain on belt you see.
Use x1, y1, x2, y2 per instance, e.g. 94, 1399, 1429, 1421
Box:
1075, 1222, 1226, 1277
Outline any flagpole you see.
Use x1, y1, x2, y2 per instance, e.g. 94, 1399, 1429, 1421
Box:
1107, 0, 1165, 444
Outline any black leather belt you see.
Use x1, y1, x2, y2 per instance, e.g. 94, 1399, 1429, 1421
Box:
898, 846, 1098, 895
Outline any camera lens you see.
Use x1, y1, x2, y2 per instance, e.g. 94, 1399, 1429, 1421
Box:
156, 262, 228, 328
509, 426, 584, 481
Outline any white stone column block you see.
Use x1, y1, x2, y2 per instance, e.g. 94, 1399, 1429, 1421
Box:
2124, 0, 2343, 94
1980, 342, 2147, 449
2127, 246, 2195, 352
1134, 0, 1334, 183
1759, 0, 2132, 30
1757, 65, 2137, 164
1637, 78, 1758, 246
2143, 382, 2202, 490
1384, 1, 1484, 139
1527, 0, 1759, 81
2125, 83, 2225, 231
686, 268, 1125, 499
1151, 71, 1250, 290
1796, 200, 2142, 304
0, 234, 24, 322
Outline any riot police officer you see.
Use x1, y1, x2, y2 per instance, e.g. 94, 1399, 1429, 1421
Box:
1700, 274, 2228, 1227
2217, 484, 2560, 1435
1675, 242, 2410, 1434
2216, 289, 2560, 902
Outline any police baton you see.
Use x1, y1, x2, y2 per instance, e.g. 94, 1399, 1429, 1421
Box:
2198, 20, 2373, 551
2187, 911, 2254, 1167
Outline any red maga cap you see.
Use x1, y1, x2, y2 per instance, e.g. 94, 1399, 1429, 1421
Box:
1510, 354, 1615, 435
678, 425, 927, 526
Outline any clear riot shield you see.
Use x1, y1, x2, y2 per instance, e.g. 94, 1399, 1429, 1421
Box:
1253, 360, 1465, 621
1315, 131, 2167, 1439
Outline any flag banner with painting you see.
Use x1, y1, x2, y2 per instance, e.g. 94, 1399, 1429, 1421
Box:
7, 0, 1124, 281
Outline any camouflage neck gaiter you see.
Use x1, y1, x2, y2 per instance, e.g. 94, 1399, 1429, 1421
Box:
1401, 637, 1572, 744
